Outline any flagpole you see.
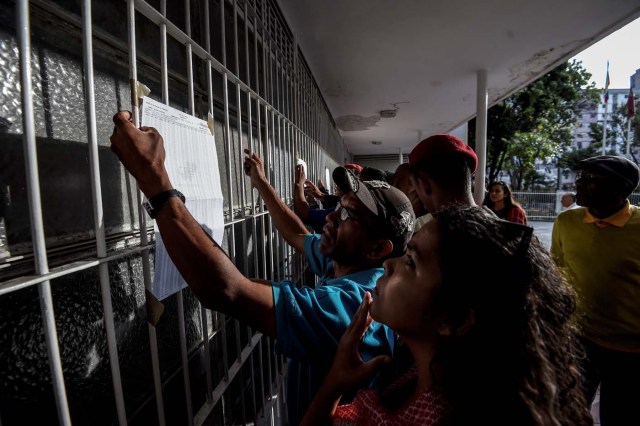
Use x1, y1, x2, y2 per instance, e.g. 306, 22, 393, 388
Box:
602, 105, 608, 155
626, 118, 631, 155
602, 61, 610, 155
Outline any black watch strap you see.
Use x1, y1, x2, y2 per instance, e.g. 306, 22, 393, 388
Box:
143, 189, 185, 219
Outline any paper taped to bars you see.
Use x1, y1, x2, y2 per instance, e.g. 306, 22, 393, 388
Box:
140, 96, 225, 300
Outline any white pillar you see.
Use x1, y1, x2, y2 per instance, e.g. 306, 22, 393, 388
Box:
474, 70, 488, 205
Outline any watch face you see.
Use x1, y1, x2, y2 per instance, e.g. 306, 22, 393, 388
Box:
143, 200, 155, 218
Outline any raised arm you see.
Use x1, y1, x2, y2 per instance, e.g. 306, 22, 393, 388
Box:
110, 111, 276, 336
244, 148, 309, 253
293, 163, 311, 222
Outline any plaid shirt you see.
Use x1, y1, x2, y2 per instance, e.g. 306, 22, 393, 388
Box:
505, 205, 527, 224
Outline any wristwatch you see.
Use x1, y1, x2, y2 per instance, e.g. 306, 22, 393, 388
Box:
143, 189, 185, 219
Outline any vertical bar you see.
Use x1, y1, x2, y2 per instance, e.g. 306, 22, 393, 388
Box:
176, 292, 194, 426
127, 2, 164, 426
232, 2, 248, 422
262, 1, 275, 287
82, 1, 128, 425
201, 0, 214, 404
243, 7, 259, 416
181, 3, 196, 423
17, 2, 71, 425
474, 69, 488, 205
221, 0, 234, 388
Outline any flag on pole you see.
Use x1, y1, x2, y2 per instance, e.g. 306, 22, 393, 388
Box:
627, 78, 636, 118
604, 61, 610, 104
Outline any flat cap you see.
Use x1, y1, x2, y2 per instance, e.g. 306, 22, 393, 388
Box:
580, 155, 640, 194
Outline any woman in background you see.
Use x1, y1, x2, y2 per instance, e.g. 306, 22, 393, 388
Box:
483, 181, 528, 224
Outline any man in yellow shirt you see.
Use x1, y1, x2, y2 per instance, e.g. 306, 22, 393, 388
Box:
551, 155, 640, 425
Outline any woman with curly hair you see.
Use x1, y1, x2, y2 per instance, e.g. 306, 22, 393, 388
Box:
302, 206, 591, 425
483, 181, 528, 224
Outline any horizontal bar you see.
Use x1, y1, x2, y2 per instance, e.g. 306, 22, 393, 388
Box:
0, 243, 154, 296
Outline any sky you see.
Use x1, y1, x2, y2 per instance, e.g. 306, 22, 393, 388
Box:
570, 16, 640, 89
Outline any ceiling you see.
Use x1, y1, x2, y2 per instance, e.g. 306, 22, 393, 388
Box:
276, 0, 640, 155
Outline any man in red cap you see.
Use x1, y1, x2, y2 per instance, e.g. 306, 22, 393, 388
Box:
408, 134, 479, 217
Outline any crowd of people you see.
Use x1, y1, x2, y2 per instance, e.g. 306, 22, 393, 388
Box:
110, 109, 639, 425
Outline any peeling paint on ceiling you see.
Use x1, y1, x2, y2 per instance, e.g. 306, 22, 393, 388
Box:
336, 114, 381, 131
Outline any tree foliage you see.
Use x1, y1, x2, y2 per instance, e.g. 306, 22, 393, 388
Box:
469, 60, 599, 189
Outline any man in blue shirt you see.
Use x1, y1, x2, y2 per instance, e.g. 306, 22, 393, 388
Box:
109, 111, 415, 425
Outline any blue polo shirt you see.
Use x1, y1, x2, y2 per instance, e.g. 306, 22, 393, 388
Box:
306, 207, 334, 233
272, 234, 393, 425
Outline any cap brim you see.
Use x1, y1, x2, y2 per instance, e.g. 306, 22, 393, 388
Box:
332, 167, 380, 216
333, 167, 358, 193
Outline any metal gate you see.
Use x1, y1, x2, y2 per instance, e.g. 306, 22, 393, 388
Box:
0, 0, 347, 424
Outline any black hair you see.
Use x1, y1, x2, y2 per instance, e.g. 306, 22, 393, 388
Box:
429, 206, 591, 425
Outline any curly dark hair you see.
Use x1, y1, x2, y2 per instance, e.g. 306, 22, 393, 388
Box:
430, 206, 591, 425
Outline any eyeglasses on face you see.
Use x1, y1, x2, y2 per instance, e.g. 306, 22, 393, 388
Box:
335, 202, 355, 222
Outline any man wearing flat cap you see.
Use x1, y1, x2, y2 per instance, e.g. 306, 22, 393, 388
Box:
551, 155, 640, 425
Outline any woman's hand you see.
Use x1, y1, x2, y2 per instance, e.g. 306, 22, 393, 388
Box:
300, 292, 391, 425
324, 292, 392, 395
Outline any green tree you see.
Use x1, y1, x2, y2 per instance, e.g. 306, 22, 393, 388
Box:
469, 60, 599, 189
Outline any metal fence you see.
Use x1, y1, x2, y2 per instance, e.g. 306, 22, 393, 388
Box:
0, 0, 346, 425
513, 191, 640, 221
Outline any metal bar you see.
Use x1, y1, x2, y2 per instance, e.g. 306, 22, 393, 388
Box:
201, 0, 214, 404
127, 2, 163, 426
139, 1, 171, 424
243, 5, 259, 418
193, 333, 262, 426
180, 2, 196, 423
232, 1, 248, 422
220, 0, 232, 387
16, 2, 71, 424
82, 1, 127, 424
177, 291, 194, 426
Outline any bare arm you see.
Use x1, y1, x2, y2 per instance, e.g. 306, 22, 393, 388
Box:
244, 148, 309, 253
293, 163, 311, 221
305, 179, 326, 200
110, 111, 276, 336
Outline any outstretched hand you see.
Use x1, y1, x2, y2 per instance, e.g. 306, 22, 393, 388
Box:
109, 111, 173, 198
295, 163, 306, 186
304, 179, 324, 199
243, 148, 268, 187
324, 292, 392, 395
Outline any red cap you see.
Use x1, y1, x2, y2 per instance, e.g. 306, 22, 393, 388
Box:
344, 163, 364, 173
408, 134, 478, 173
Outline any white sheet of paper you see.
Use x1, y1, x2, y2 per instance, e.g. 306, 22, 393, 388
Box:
140, 96, 224, 300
